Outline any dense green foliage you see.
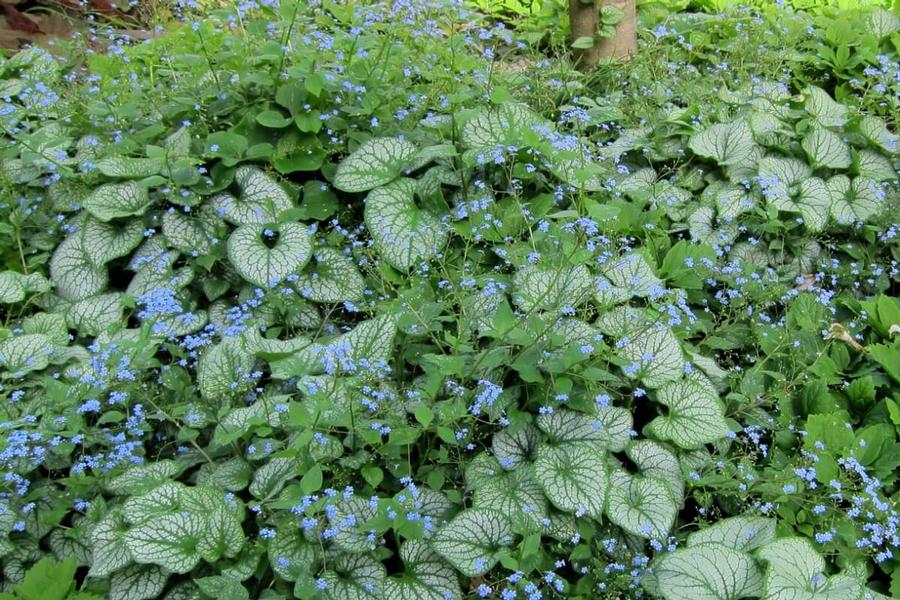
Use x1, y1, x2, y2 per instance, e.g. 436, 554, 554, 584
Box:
0, 1, 899, 599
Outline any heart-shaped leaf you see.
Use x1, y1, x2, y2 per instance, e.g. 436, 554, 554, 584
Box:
655, 542, 764, 600
227, 222, 312, 288
431, 509, 513, 577
646, 374, 729, 449
534, 445, 607, 520
83, 181, 152, 222
333, 137, 418, 192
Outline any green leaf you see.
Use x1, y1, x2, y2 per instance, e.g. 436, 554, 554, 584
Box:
855, 150, 896, 182
14, 557, 76, 600
196, 458, 252, 491
333, 137, 418, 193
804, 86, 848, 128
605, 470, 677, 539
470, 456, 548, 533
211, 166, 294, 225
646, 374, 728, 449
109, 565, 169, 600
300, 464, 323, 495
571, 36, 595, 49
249, 457, 298, 499
125, 512, 205, 574
198, 506, 245, 561
364, 178, 447, 272
295, 247, 366, 303
319, 554, 386, 600
198, 337, 257, 400
162, 211, 212, 255
328, 495, 379, 554
802, 126, 851, 169
655, 542, 764, 600
83, 181, 152, 222
768, 176, 831, 232
0, 334, 53, 374
196, 576, 249, 600
89, 511, 132, 577
513, 264, 593, 312
858, 116, 898, 153
869, 9, 900, 38
617, 326, 684, 388
688, 120, 755, 167
256, 110, 293, 128
828, 176, 884, 225
534, 445, 607, 519
96, 156, 164, 178
758, 155, 811, 189
462, 103, 547, 152
107, 461, 180, 495
687, 516, 776, 552
49, 235, 108, 301
384, 541, 462, 600
227, 223, 312, 287
431, 509, 513, 577
757, 538, 865, 599
0, 271, 26, 303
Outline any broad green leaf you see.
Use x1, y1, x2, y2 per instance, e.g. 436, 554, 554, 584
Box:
0, 271, 33, 303
14, 557, 76, 600
198, 337, 257, 399
537, 409, 623, 454
211, 166, 293, 225
80, 217, 144, 266
828, 176, 884, 224
196, 576, 249, 600
125, 512, 205, 574
589, 405, 633, 453
49, 235, 108, 301
227, 223, 312, 287
164, 127, 191, 156
757, 538, 865, 600
431, 509, 513, 577
534, 445, 607, 519
123, 482, 183, 524
198, 507, 245, 561
88, 511, 131, 578
383, 541, 462, 600
22, 312, 66, 346
804, 86, 848, 128
627, 440, 683, 506
802, 126, 851, 169
364, 178, 447, 272
617, 326, 683, 388
766, 176, 831, 232
269, 530, 316, 582
647, 374, 728, 449
96, 156, 164, 178
0, 334, 53, 374
109, 564, 169, 600
655, 542, 764, 600
687, 516, 776, 552
67, 293, 125, 336
513, 263, 593, 312
319, 553, 386, 600
605, 470, 677, 539
492, 424, 540, 470
83, 181, 151, 222
295, 247, 365, 303
688, 120, 755, 167
333, 137, 418, 192
600, 252, 663, 298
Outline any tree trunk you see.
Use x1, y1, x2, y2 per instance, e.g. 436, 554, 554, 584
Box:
569, 0, 600, 71
597, 0, 637, 60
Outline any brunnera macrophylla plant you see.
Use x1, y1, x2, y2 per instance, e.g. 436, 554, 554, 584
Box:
0, 0, 899, 599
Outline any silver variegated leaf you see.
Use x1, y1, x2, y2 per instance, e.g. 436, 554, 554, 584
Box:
333, 137, 418, 192
431, 509, 513, 577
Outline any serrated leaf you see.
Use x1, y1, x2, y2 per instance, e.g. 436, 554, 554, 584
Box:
828, 176, 884, 224
617, 326, 683, 388
688, 120, 755, 167
757, 538, 865, 600
804, 86, 848, 127
83, 181, 151, 222
296, 247, 365, 303
50, 235, 108, 301
431, 509, 513, 577
655, 542, 764, 600
605, 470, 677, 539
109, 565, 169, 600
383, 541, 462, 600
212, 166, 293, 225
802, 126, 851, 169
67, 293, 125, 336
125, 512, 205, 573
513, 263, 593, 312
228, 223, 312, 287
198, 337, 257, 399
364, 178, 447, 272
647, 374, 728, 449
688, 516, 776, 552
534, 445, 607, 519
333, 138, 418, 193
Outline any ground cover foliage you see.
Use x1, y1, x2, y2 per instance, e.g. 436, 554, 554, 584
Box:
0, 0, 899, 598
